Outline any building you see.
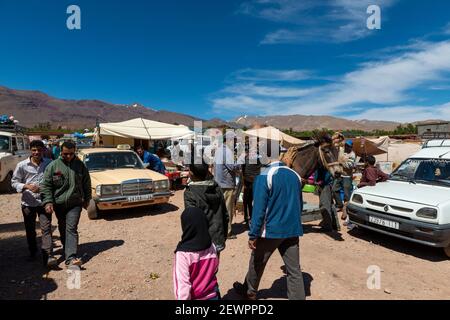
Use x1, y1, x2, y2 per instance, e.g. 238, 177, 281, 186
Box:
417, 121, 450, 139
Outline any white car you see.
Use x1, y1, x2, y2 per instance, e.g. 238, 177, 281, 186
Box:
348, 139, 450, 258
0, 128, 30, 192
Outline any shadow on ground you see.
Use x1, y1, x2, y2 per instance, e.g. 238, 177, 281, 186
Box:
0, 230, 125, 299
303, 224, 345, 241
101, 203, 180, 221
222, 271, 313, 300
347, 226, 447, 262
0, 234, 57, 300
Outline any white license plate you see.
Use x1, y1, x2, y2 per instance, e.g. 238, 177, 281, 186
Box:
127, 194, 153, 202
369, 216, 399, 230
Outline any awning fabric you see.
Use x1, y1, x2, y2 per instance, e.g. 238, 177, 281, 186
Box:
245, 126, 305, 148
96, 118, 193, 140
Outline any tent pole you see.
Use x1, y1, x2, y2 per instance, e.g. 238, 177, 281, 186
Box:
141, 117, 152, 146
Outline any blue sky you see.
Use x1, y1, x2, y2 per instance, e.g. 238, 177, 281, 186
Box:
1, 0, 450, 122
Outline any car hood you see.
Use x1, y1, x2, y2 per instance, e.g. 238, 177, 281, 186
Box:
357, 180, 450, 206
90, 168, 167, 185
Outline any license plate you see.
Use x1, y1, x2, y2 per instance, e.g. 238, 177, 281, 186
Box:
369, 216, 399, 230
127, 194, 153, 202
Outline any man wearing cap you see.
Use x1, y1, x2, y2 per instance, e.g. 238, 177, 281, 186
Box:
332, 140, 356, 218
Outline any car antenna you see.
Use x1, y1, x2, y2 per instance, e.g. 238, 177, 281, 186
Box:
439, 151, 450, 158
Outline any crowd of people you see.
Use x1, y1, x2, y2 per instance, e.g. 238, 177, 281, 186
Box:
9, 131, 391, 300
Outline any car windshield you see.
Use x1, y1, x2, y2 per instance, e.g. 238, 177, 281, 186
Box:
391, 158, 450, 186
84, 152, 144, 171
0, 135, 10, 151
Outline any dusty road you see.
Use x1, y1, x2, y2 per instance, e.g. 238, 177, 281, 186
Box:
1, 191, 449, 300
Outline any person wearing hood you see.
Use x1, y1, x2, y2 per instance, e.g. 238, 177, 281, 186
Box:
173, 207, 220, 300
184, 162, 229, 253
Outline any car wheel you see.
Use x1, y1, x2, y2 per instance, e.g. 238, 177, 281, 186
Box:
87, 199, 99, 220
444, 245, 450, 259
0, 172, 14, 193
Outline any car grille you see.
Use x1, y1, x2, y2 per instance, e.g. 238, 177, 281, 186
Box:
366, 200, 413, 213
121, 179, 153, 196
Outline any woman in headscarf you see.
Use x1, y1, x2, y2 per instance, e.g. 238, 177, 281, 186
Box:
173, 207, 220, 300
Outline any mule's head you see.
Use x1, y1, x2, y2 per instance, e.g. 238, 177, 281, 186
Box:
314, 132, 344, 178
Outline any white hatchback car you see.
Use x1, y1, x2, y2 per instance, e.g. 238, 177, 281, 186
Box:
348, 139, 450, 258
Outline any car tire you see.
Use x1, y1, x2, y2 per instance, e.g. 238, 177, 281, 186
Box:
0, 172, 14, 193
87, 199, 99, 220
444, 245, 450, 259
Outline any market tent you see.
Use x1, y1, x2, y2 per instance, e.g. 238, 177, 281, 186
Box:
374, 140, 422, 165
245, 126, 305, 148
352, 136, 390, 156
96, 118, 193, 140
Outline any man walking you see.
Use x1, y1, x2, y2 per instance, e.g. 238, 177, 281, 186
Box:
233, 152, 306, 300
213, 132, 241, 239
11, 140, 56, 267
332, 140, 356, 218
242, 142, 261, 227
41, 141, 91, 267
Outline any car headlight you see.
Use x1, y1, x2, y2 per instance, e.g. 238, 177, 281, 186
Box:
416, 208, 437, 219
352, 194, 364, 204
154, 180, 169, 191
99, 184, 121, 197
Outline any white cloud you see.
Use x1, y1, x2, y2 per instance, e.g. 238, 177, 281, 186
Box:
224, 83, 315, 98
347, 103, 450, 122
211, 39, 450, 121
239, 0, 398, 44
230, 68, 311, 82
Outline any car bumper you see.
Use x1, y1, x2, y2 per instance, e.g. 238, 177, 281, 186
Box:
347, 204, 450, 248
95, 191, 173, 210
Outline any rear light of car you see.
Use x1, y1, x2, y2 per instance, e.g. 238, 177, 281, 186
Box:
352, 194, 364, 204
416, 208, 437, 219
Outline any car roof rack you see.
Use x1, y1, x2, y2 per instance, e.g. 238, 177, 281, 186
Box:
0, 123, 25, 133
422, 139, 450, 148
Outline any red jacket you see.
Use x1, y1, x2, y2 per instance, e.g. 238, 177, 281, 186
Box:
358, 166, 389, 188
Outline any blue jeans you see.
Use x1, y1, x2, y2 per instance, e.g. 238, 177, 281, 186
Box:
54, 205, 82, 264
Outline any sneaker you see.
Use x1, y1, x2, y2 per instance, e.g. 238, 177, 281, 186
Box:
47, 256, 58, 268
66, 257, 83, 267
233, 282, 256, 300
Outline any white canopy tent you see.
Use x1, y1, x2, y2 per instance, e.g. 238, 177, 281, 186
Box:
95, 118, 193, 140
244, 126, 305, 148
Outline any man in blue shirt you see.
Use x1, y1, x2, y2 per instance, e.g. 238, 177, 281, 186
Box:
136, 145, 166, 174
233, 146, 306, 300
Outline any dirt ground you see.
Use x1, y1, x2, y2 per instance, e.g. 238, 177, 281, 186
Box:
1, 190, 449, 300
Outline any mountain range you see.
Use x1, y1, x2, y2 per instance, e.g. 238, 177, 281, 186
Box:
0, 85, 424, 132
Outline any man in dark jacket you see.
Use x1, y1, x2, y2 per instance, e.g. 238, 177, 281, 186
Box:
41, 141, 91, 267
184, 162, 229, 253
242, 145, 262, 226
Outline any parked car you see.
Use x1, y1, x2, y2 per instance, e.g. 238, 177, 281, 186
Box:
0, 127, 30, 192
78, 145, 173, 219
348, 139, 450, 258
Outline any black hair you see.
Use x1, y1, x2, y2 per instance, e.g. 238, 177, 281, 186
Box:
61, 140, 76, 150
136, 145, 144, 151
30, 140, 45, 149
189, 162, 209, 180
367, 155, 376, 166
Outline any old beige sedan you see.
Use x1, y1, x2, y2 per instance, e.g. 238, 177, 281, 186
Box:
78, 147, 172, 219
